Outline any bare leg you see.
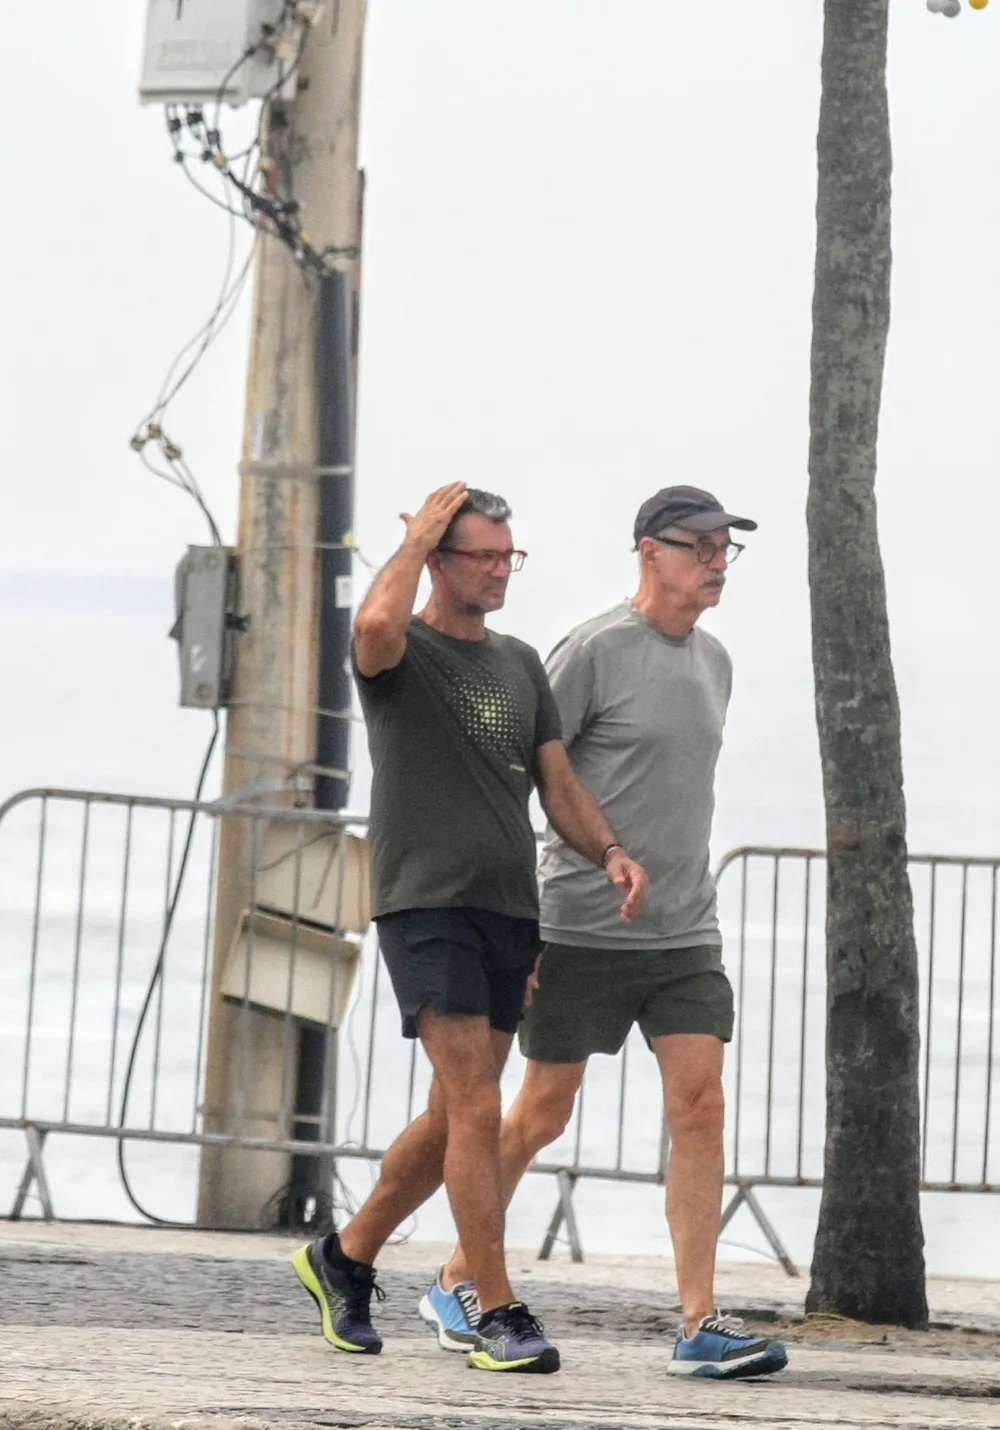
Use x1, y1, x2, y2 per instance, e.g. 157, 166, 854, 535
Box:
418, 1011, 519, 1313
653, 1034, 726, 1336
340, 1027, 512, 1267
441, 1059, 586, 1289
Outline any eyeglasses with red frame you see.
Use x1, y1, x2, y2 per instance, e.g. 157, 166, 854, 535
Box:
437, 546, 528, 572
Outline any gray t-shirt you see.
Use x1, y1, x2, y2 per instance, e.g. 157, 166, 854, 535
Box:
354, 618, 562, 921
538, 602, 731, 950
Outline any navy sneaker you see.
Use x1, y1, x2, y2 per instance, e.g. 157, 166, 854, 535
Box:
668, 1312, 788, 1379
468, 1301, 560, 1374
418, 1269, 481, 1351
292, 1233, 385, 1354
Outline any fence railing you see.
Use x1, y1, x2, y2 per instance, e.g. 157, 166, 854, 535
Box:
1, 788, 997, 1278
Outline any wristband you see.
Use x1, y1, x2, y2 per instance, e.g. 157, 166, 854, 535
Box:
600, 842, 625, 869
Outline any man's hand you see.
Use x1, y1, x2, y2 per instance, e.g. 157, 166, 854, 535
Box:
535, 742, 650, 919
523, 951, 544, 1008
352, 482, 469, 678
605, 850, 648, 922
400, 482, 468, 555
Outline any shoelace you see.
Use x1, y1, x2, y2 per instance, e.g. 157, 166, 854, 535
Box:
699, 1311, 755, 1339
491, 1302, 545, 1339
455, 1282, 482, 1325
344, 1264, 387, 1319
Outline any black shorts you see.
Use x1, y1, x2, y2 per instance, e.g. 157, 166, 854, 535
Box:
376, 907, 541, 1040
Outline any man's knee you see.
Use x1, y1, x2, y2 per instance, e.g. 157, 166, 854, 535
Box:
513, 1080, 578, 1153
420, 1012, 500, 1091
668, 1080, 725, 1142
445, 1076, 503, 1133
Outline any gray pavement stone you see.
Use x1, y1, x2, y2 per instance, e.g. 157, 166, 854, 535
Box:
0, 1246, 686, 1340
2, 1225, 1000, 1430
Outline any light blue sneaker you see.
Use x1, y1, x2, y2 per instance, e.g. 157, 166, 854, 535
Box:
668, 1312, 788, 1379
418, 1269, 481, 1351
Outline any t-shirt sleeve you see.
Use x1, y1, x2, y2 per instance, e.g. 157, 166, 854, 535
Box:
524, 648, 563, 750
715, 643, 733, 712
350, 637, 401, 689
544, 634, 595, 747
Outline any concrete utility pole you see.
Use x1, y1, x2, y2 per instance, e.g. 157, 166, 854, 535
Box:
198, 0, 368, 1229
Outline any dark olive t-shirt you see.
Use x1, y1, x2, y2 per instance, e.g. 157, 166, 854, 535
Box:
353, 618, 562, 920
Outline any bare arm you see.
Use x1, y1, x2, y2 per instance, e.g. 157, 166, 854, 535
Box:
353, 482, 468, 677
534, 740, 648, 921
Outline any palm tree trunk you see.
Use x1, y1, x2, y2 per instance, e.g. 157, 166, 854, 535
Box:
805, 0, 928, 1329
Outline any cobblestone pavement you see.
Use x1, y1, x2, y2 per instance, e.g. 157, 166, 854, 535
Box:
1, 1224, 999, 1430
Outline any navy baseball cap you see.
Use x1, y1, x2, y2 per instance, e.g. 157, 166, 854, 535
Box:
633, 484, 757, 548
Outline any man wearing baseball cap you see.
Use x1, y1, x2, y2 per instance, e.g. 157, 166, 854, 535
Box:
422, 484, 788, 1380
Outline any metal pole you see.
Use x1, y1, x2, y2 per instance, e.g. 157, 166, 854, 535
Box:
315, 269, 354, 812
283, 270, 355, 1223
198, 1, 368, 1229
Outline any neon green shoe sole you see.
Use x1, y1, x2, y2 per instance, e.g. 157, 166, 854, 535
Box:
467, 1346, 561, 1373
292, 1243, 382, 1354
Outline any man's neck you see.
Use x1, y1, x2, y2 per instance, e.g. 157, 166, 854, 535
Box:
417, 595, 488, 642
631, 588, 700, 639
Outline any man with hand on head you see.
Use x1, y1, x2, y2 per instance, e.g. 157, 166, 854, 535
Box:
293, 482, 648, 1375
425, 485, 788, 1382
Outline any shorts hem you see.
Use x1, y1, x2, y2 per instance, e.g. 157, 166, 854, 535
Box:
401, 1003, 524, 1040
519, 1041, 625, 1063
639, 1022, 733, 1046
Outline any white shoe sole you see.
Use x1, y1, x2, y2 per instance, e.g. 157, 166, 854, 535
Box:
418, 1293, 477, 1353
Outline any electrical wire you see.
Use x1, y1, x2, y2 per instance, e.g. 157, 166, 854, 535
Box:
130, 144, 256, 548
131, 6, 328, 544
167, 7, 358, 278
113, 706, 358, 1232
146, 174, 245, 418
116, 712, 220, 1226
136, 444, 223, 547
111, 742, 365, 1228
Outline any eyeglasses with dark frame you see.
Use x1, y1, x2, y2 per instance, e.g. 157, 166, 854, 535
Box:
437, 546, 528, 573
653, 536, 745, 566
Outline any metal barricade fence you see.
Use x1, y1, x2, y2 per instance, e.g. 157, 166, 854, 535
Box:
1, 789, 997, 1276
0, 788, 373, 1223
712, 846, 1000, 1272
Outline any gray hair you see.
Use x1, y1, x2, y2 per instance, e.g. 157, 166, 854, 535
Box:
635, 523, 683, 560
439, 488, 512, 549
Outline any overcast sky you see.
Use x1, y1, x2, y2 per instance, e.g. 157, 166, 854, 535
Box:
2, 1, 999, 849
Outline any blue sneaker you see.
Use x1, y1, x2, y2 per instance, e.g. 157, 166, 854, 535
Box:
292, 1233, 385, 1354
668, 1312, 788, 1379
418, 1269, 481, 1351
468, 1301, 560, 1374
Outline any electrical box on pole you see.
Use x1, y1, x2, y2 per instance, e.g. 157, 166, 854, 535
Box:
169, 546, 240, 710
139, 0, 305, 107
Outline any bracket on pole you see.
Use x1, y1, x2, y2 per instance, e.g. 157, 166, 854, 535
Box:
537, 1169, 583, 1263
9, 1126, 54, 1221
720, 1178, 799, 1278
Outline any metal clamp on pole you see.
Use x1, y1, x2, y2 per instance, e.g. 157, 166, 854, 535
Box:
237, 462, 354, 482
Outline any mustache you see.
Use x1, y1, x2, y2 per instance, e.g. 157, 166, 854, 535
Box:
701, 574, 726, 588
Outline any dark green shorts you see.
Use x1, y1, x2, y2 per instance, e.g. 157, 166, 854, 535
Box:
519, 944, 734, 1063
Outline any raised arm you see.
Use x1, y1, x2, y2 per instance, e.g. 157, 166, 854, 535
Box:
534, 739, 649, 922
353, 482, 468, 677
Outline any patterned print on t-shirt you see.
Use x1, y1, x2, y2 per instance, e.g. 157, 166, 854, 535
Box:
442, 666, 527, 772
